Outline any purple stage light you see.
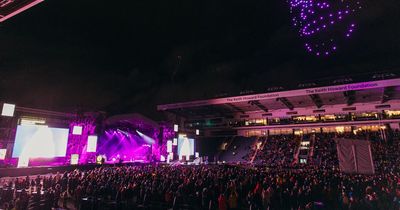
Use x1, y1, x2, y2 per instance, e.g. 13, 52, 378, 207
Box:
136, 130, 155, 144
288, 0, 362, 56
98, 128, 155, 162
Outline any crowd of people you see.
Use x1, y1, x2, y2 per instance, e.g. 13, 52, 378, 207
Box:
0, 130, 399, 210
309, 134, 339, 169
252, 135, 298, 168
1, 163, 400, 210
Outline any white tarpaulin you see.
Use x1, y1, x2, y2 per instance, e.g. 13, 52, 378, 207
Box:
335, 138, 375, 174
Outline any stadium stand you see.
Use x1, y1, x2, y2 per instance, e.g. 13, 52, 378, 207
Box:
218, 136, 257, 163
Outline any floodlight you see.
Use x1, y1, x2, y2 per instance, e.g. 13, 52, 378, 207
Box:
174, 124, 179, 132
87, 135, 98, 152
96, 155, 103, 164
136, 130, 155, 144
167, 140, 172, 153
17, 156, 29, 168
72, 125, 82, 135
20, 117, 45, 125
196, 129, 200, 135
173, 138, 177, 146
70, 154, 79, 165
0, 149, 6, 160
2, 103, 15, 117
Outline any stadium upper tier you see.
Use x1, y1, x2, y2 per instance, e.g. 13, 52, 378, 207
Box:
158, 76, 400, 117
158, 74, 400, 135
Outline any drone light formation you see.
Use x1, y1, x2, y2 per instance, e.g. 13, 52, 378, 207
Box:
289, 0, 362, 56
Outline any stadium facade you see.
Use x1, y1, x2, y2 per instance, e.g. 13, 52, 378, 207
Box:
158, 74, 400, 137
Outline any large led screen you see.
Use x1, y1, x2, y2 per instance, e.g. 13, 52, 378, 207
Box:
177, 136, 194, 160
12, 125, 69, 158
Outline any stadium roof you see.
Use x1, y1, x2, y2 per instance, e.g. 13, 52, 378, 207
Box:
158, 77, 400, 118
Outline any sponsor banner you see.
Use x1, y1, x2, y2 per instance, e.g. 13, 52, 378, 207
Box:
158, 78, 400, 110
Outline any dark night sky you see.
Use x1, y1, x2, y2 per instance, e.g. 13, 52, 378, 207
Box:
0, 0, 399, 119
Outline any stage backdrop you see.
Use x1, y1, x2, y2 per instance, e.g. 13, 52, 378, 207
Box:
335, 138, 375, 174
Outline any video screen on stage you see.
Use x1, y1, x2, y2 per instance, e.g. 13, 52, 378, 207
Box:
177, 136, 195, 159
12, 125, 69, 158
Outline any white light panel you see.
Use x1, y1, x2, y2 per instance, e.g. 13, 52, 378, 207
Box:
87, 135, 98, 152
2, 103, 15, 117
72, 125, 82, 135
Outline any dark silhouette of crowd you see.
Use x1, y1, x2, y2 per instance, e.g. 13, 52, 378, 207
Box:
251, 135, 298, 168
308, 133, 338, 169
2, 164, 400, 210
1, 130, 400, 210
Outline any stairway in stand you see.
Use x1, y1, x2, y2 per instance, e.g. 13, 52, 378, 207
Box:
250, 136, 267, 164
